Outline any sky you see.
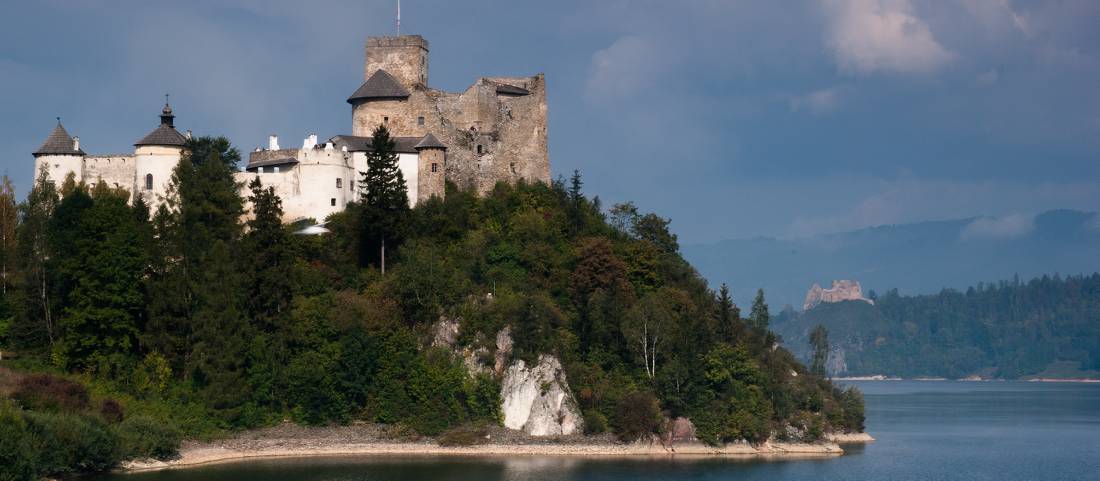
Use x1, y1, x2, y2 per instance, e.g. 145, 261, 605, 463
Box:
1, 0, 1098, 243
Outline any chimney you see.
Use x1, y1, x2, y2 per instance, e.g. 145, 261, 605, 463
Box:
303, 133, 318, 149
324, 142, 334, 151
268, 134, 280, 150
72, 136, 80, 151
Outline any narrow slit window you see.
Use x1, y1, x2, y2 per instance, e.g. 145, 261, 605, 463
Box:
336, 178, 342, 189
418, 116, 425, 126
431, 163, 438, 172
330, 198, 336, 206
383, 116, 389, 124
477, 145, 483, 154
145, 173, 153, 190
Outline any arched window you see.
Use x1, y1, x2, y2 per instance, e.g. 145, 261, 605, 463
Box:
145, 174, 153, 190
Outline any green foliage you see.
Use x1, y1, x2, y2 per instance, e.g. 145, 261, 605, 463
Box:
0, 403, 37, 481
2, 147, 863, 471
749, 289, 770, 331
116, 415, 181, 460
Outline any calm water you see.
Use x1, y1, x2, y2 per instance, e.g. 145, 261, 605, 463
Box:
95, 381, 1100, 481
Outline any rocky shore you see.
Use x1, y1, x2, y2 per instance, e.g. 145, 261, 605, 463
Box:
121, 423, 849, 472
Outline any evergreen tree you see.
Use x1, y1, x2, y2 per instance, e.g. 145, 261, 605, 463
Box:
55, 184, 148, 369
358, 124, 409, 273
716, 283, 741, 341
244, 177, 293, 331
749, 288, 769, 331
12, 168, 59, 348
0, 176, 16, 297
809, 324, 829, 377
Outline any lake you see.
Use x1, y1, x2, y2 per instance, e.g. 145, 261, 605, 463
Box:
94, 381, 1100, 481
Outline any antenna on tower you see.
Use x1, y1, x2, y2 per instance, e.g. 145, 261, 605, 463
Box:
396, 0, 401, 36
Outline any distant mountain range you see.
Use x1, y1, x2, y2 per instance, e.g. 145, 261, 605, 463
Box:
682, 209, 1100, 309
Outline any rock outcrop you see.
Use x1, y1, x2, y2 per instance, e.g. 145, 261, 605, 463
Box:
804, 280, 873, 311
501, 355, 582, 436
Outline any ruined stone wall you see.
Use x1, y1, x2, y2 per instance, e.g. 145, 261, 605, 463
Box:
350, 75, 549, 194
417, 148, 445, 202
804, 280, 874, 311
365, 35, 428, 88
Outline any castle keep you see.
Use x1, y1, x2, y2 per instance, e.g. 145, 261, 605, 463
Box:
32, 34, 550, 223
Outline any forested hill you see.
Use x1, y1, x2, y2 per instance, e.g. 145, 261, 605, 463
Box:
0, 133, 861, 480
773, 274, 1100, 379
683, 209, 1100, 309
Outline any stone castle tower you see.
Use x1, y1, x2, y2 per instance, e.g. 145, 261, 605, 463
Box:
348, 35, 550, 194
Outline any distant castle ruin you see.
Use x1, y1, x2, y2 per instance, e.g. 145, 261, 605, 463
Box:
804, 280, 874, 311
32, 34, 551, 222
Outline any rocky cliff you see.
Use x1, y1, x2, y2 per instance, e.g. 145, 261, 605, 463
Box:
804, 280, 873, 311
500, 355, 583, 436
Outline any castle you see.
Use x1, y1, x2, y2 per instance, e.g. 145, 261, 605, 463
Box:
32, 34, 550, 222
803, 280, 874, 311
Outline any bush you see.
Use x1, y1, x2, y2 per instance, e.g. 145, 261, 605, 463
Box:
0, 404, 37, 481
611, 391, 662, 442
12, 373, 90, 412
99, 399, 125, 424
116, 415, 182, 460
23, 411, 120, 474
583, 409, 608, 434
437, 423, 490, 447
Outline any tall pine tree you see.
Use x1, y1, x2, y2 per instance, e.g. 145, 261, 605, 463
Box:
749, 288, 770, 331
12, 168, 59, 349
358, 124, 409, 273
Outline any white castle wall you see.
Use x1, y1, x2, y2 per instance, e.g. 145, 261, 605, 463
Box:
83, 155, 136, 192
35, 154, 84, 186
135, 145, 184, 211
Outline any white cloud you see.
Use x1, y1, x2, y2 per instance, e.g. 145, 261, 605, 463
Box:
790, 87, 843, 114
960, 214, 1035, 240
821, 0, 954, 75
586, 35, 665, 100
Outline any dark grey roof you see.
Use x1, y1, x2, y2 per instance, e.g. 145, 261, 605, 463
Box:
245, 157, 299, 170
34, 123, 84, 156
329, 135, 421, 154
414, 132, 447, 150
495, 83, 530, 96
346, 70, 410, 104
135, 124, 188, 147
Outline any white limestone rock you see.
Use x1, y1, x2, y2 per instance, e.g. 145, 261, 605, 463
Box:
501, 355, 582, 436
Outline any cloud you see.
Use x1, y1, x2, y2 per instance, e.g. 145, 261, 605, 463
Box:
790, 87, 843, 114
975, 69, 999, 86
960, 214, 1035, 240
821, 0, 954, 75
586, 35, 664, 100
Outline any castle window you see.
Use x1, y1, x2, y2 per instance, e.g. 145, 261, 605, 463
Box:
145, 174, 153, 190
418, 116, 425, 126
330, 198, 336, 207
383, 116, 389, 124
431, 163, 438, 173
477, 145, 483, 155
336, 178, 342, 189
510, 162, 517, 174
257, 166, 264, 173
273, 166, 280, 173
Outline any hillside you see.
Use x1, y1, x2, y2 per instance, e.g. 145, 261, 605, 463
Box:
773, 274, 1100, 379
683, 210, 1100, 309
0, 137, 862, 480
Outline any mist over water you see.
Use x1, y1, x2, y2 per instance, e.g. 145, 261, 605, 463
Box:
92, 381, 1100, 481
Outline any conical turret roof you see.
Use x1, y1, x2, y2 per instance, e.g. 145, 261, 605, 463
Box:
34, 122, 84, 156
347, 69, 410, 104
414, 132, 447, 150
135, 103, 188, 147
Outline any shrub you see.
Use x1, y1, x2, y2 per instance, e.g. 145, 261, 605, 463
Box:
583, 409, 608, 434
116, 415, 182, 460
12, 373, 90, 412
0, 404, 37, 481
99, 399, 125, 424
23, 411, 120, 474
437, 423, 490, 447
611, 391, 662, 442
